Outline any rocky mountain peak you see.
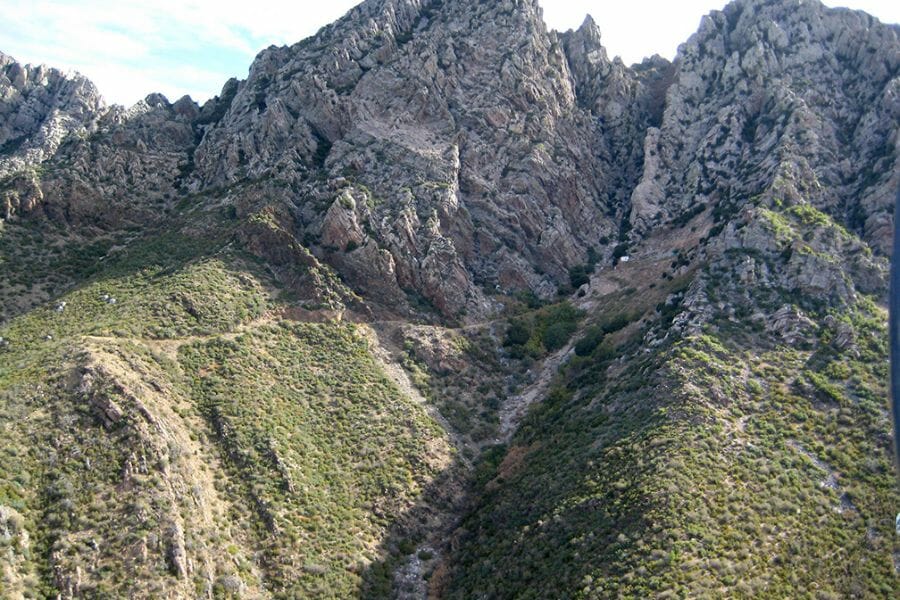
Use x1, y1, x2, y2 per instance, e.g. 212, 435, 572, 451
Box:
3, 0, 897, 317
0, 54, 105, 177
570, 14, 604, 49
629, 0, 899, 251
176, 0, 618, 317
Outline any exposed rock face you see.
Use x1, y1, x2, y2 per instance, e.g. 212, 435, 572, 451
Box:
626, 0, 899, 254
163, 519, 188, 579
0, 52, 105, 177
12, 93, 198, 227
767, 303, 817, 344
187, 0, 624, 316
561, 17, 674, 217
719, 203, 886, 303
2, 0, 896, 319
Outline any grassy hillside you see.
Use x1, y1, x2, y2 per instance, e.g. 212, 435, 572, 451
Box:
443, 318, 897, 598
440, 203, 899, 599
179, 322, 452, 597
1, 179, 897, 599
0, 208, 454, 598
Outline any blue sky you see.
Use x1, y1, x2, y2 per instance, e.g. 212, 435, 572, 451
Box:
1, 0, 897, 107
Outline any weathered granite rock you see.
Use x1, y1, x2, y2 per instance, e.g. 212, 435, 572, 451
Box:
1, 83, 198, 227
768, 304, 817, 345
182, 0, 625, 316
0, 504, 30, 598
0, 52, 105, 177
0, 0, 896, 320
625, 0, 899, 255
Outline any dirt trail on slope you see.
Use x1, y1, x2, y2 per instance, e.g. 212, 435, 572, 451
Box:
497, 342, 574, 442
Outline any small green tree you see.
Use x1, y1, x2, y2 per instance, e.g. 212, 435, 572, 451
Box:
543, 321, 576, 351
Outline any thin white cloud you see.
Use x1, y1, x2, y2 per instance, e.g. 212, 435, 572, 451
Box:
1, 0, 897, 106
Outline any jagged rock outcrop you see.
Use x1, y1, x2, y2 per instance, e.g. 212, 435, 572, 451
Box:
0, 52, 105, 177
627, 0, 899, 254
3, 0, 896, 319
0, 52, 200, 226
191, 0, 432, 184
561, 16, 674, 213
10, 93, 198, 226
186, 0, 624, 317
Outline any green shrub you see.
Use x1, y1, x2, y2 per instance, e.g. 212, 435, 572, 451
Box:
569, 264, 591, 289
574, 326, 604, 357
543, 321, 576, 351
504, 320, 531, 347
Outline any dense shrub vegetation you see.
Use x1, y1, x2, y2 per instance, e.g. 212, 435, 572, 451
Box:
502, 302, 584, 359
0, 209, 450, 598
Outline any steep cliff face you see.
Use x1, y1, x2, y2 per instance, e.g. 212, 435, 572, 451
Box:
561, 17, 674, 223
628, 0, 899, 253
2, 1, 898, 315
187, 0, 626, 317
1, 0, 899, 598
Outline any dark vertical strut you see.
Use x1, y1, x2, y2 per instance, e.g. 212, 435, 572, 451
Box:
889, 186, 900, 480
